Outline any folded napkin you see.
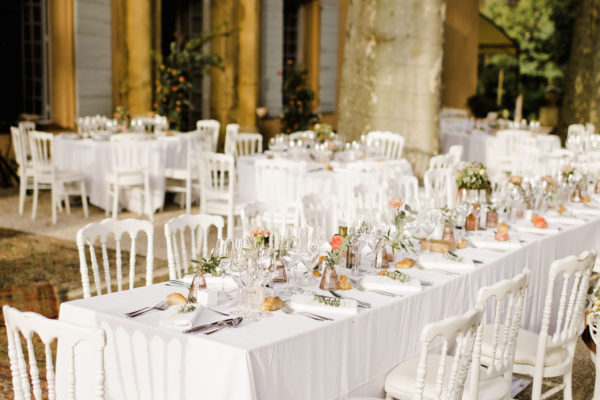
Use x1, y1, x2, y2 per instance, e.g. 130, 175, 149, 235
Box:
160, 305, 202, 330
511, 222, 560, 235
568, 203, 600, 217
468, 234, 521, 250
418, 253, 475, 273
544, 215, 586, 225
290, 294, 358, 315
362, 274, 421, 295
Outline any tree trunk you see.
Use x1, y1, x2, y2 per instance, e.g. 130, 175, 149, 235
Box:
337, 0, 446, 177
559, 0, 600, 138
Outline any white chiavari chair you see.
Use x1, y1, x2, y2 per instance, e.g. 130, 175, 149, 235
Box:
254, 158, 306, 205
11, 126, 39, 215
164, 214, 224, 280
353, 183, 385, 224
230, 133, 263, 157
3, 305, 107, 400
76, 218, 154, 298
224, 123, 239, 155
198, 152, 244, 238
241, 201, 298, 239
428, 154, 453, 170
301, 194, 338, 243
384, 308, 483, 400
511, 251, 596, 400
448, 144, 463, 164
423, 168, 455, 208
469, 270, 530, 400
106, 134, 153, 220
196, 119, 221, 152
29, 131, 88, 224
588, 312, 600, 400
164, 132, 210, 214
365, 131, 405, 160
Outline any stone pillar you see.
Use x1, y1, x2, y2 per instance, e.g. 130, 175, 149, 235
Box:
337, 0, 445, 177
441, 0, 479, 110
49, 0, 76, 128
237, 0, 260, 132
125, 0, 153, 115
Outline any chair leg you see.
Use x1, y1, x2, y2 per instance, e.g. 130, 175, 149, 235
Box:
112, 184, 120, 219
62, 182, 71, 214
563, 369, 573, 400
80, 179, 89, 218
227, 213, 234, 238
186, 178, 192, 215
18, 175, 27, 215
31, 178, 39, 220
530, 372, 543, 400
144, 175, 153, 221
105, 181, 110, 217
51, 183, 57, 225
593, 352, 600, 400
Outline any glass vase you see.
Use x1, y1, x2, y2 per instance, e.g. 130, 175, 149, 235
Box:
319, 263, 339, 290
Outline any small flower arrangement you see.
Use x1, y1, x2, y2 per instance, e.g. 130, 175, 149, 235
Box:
313, 294, 340, 307
113, 106, 130, 121
389, 197, 415, 230
314, 123, 334, 141
383, 270, 410, 283
509, 175, 523, 186
380, 229, 415, 254
325, 235, 349, 265
562, 164, 575, 180
250, 226, 271, 246
191, 254, 224, 276
177, 304, 196, 314
456, 162, 491, 191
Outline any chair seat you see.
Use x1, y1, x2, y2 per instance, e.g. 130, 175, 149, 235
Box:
107, 171, 146, 186
385, 355, 509, 400
165, 167, 198, 180
482, 324, 569, 367
204, 198, 245, 216
35, 169, 84, 184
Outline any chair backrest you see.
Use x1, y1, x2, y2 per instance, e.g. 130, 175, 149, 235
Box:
3, 305, 106, 400
536, 250, 595, 359
352, 183, 385, 224
365, 131, 405, 160
241, 201, 297, 239
448, 145, 463, 164
11, 126, 28, 168
183, 131, 211, 173
414, 308, 483, 400
254, 158, 306, 204
109, 134, 151, 173
429, 154, 452, 170
423, 168, 454, 208
164, 213, 224, 280
76, 218, 154, 298
471, 270, 530, 395
198, 152, 236, 202
196, 119, 221, 152
28, 131, 55, 175
386, 175, 420, 208
301, 193, 338, 242
232, 133, 263, 157
224, 123, 239, 155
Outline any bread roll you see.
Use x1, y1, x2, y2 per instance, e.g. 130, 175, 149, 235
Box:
167, 292, 188, 306
337, 275, 352, 290
395, 258, 415, 269
264, 296, 284, 311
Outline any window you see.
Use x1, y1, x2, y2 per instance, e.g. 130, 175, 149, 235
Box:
21, 0, 50, 120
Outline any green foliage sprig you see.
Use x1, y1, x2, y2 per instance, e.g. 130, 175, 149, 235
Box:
191, 254, 224, 276
456, 162, 491, 191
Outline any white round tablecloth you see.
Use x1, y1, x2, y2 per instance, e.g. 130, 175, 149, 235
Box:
441, 130, 490, 164
237, 155, 414, 218
54, 134, 188, 213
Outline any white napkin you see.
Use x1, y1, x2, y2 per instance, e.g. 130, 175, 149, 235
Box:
512, 222, 560, 235
182, 274, 238, 291
568, 203, 600, 216
159, 305, 202, 330
290, 294, 358, 315
418, 253, 475, 273
544, 215, 586, 225
468, 235, 521, 250
362, 274, 421, 294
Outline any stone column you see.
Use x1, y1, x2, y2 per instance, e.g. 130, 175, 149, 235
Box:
125, 0, 153, 115
237, 0, 260, 132
338, 0, 446, 176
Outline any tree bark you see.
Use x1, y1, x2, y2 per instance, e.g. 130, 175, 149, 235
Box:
559, 0, 600, 137
337, 0, 446, 176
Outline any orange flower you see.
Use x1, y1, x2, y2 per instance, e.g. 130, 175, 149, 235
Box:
533, 216, 548, 229
388, 197, 404, 209
329, 235, 344, 251
179, 76, 185, 83
172, 87, 178, 92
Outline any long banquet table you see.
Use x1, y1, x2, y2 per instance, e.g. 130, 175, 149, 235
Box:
56, 213, 600, 399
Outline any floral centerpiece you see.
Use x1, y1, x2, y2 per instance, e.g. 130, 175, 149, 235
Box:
314, 123, 334, 142
320, 234, 350, 290
456, 162, 491, 191
389, 197, 415, 231
113, 106, 130, 132
244, 227, 271, 259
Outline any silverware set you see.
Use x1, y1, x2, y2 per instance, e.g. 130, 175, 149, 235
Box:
183, 317, 244, 335
328, 290, 371, 308
125, 301, 169, 318
280, 302, 333, 321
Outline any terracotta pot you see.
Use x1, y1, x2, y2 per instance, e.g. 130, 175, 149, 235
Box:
187, 270, 207, 302
272, 257, 287, 283
486, 210, 499, 229
441, 223, 455, 243
319, 263, 338, 290
572, 188, 582, 203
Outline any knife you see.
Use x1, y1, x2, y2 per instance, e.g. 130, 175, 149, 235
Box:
183, 318, 237, 334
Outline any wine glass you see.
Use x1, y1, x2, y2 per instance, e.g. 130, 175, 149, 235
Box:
215, 238, 233, 293
301, 239, 320, 293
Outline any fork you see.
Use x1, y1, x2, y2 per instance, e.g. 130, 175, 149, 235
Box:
126, 301, 169, 318
204, 316, 244, 335
280, 302, 332, 321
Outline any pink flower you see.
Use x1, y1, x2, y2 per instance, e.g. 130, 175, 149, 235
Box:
329, 235, 344, 251
509, 175, 522, 185
251, 227, 270, 238
388, 197, 404, 210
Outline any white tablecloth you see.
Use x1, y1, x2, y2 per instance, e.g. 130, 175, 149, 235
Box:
441, 130, 490, 163
237, 155, 414, 217
56, 215, 600, 399
54, 135, 188, 213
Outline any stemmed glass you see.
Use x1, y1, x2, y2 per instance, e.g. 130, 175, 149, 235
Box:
215, 238, 233, 295
300, 239, 320, 293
